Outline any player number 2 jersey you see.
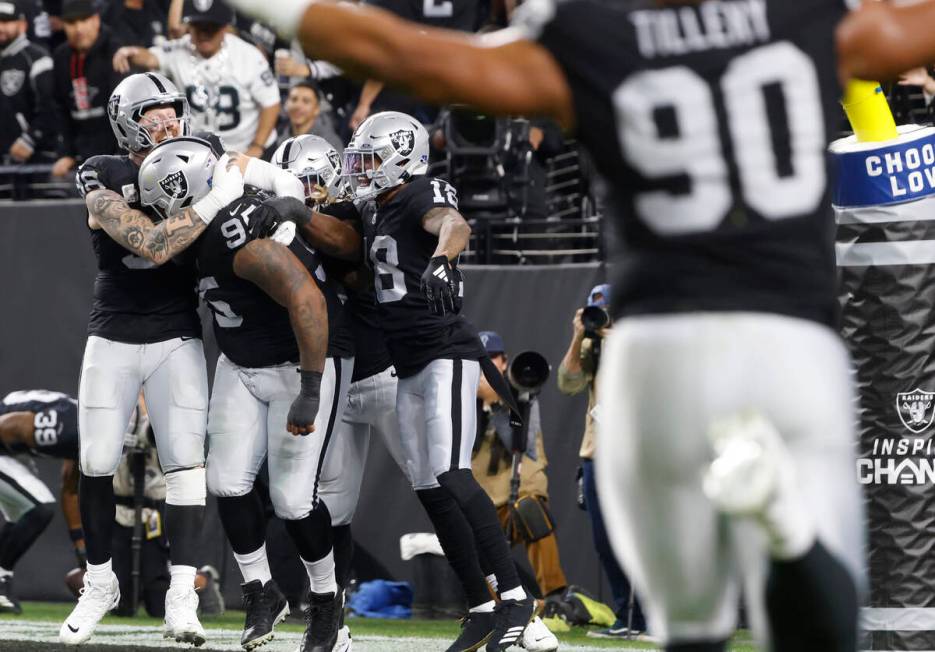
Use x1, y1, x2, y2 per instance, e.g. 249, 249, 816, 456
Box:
513, 0, 854, 326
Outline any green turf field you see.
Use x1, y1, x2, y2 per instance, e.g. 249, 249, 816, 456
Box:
0, 602, 759, 651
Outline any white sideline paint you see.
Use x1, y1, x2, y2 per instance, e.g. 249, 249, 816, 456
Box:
0, 620, 636, 651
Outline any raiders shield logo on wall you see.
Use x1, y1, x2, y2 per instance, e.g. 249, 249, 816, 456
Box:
389, 129, 414, 156
897, 388, 935, 434
159, 171, 188, 199
1, 69, 25, 97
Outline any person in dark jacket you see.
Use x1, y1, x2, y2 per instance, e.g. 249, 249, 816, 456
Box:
50, 0, 122, 178
0, 0, 57, 162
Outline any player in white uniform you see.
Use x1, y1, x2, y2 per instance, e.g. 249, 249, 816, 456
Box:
112, 0, 280, 156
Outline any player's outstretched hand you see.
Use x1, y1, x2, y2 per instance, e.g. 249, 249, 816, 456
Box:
421, 256, 457, 316
287, 370, 322, 435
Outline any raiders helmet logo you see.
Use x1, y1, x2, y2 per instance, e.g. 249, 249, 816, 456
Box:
193, 0, 213, 10
0, 69, 24, 97
107, 94, 121, 121
159, 171, 189, 199
389, 129, 415, 156
897, 388, 935, 434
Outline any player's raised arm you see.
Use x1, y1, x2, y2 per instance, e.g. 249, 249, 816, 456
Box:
250, 197, 363, 262
222, 0, 575, 128
422, 206, 470, 261
837, 0, 935, 82
232, 239, 328, 435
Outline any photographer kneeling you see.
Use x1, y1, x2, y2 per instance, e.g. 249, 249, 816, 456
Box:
558, 285, 647, 639
471, 331, 569, 602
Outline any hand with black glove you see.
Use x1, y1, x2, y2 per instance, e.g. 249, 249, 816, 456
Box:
420, 255, 457, 316
247, 196, 312, 240
287, 369, 322, 435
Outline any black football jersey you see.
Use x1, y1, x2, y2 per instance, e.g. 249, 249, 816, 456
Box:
366, 0, 483, 31
75, 131, 226, 343
513, 0, 852, 326
0, 390, 79, 460
195, 193, 347, 368
361, 176, 485, 377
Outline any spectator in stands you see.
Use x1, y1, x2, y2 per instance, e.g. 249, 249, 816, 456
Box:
472, 331, 569, 602
50, 0, 122, 178
104, 0, 171, 49
112, 0, 280, 155
557, 285, 647, 639
0, 0, 57, 163
266, 80, 343, 159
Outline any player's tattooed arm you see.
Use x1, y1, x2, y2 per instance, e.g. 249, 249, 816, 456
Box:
422, 207, 471, 260
232, 239, 328, 375
86, 189, 208, 265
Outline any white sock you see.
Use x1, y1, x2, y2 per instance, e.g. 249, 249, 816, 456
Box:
234, 544, 272, 585
485, 573, 498, 594
85, 560, 113, 583
301, 551, 337, 595
0, 567, 13, 579
169, 564, 197, 590
500, 586, 526, 601
469, 600, 496, 614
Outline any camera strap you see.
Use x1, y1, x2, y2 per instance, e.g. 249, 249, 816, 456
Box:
480, 354, 524, 430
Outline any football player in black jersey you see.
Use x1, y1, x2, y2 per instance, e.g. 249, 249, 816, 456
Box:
0, 390, 81, 614
270, 133, 411, 652
220, 1, 867, 651
63, 72, 247, 647
139, 135, 347, 652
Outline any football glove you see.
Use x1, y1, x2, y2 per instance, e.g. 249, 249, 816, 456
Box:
420, 255, 457, 316
247, 196, 311, 240
287, 369, 322, 435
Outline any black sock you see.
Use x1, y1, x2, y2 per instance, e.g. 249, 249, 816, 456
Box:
0, 503, 53, 569
417, 486, 491, 607
438, 469, 521, 595
667, 642, 728, 652
165, 504, 205, 567
284, 501, 333, 563
332, 524, 353, 590
217, 490, 267, 555
80, 473, 115, 565
766, 541, 858, 652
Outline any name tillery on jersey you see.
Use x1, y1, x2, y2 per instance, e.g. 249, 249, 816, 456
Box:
631, 0, 770, 59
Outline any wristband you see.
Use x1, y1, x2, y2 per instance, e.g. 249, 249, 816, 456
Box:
298, 369, 323, 398
68, 527, 84, 542
192, 191, 227, 225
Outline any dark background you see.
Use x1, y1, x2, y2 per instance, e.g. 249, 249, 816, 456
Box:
0, 200, 611, 607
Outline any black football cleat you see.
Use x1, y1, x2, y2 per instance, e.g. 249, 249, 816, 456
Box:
240, 579, 289, 650
486, 597, 535, 651
0, 575, 22, 614
298, 591, 342, 652
446, 610, 495, 652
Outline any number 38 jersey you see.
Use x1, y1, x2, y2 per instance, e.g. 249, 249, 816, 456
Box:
0, 390, 79, 460
195, 193, 351, 369
361, 176, 485, 378
513, 0, 856, 326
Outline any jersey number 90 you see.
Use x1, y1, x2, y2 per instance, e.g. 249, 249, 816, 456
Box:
614, 41, 825, 236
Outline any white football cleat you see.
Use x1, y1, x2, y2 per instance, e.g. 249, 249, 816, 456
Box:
521, 616, 559, 652
703, 411, 815, 558
164, 584, 207, 646
335, 625, 352, 652
59, 570, 120, 645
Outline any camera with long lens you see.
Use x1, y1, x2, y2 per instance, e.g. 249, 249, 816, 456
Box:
508, 350, 551, 398
581, 305, 609, 338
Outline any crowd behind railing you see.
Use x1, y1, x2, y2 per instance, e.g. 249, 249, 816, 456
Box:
0, 0, 605, 264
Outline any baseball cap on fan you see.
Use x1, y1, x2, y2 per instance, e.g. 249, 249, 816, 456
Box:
182, 0, 234, 26
0, 0, 23, 21
479, 331, 505, 356
61, 0, 97, 21
587, 284, 610, 308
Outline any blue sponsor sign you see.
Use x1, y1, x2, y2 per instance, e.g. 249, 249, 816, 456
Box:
833, 131, 935, 208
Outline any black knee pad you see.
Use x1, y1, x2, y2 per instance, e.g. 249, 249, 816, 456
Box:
284, 501, 333, 563
217, 491, 267, 555
0, 502, 55, 569
437, 468, 484, 505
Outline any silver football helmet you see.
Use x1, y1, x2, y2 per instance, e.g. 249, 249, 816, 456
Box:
108, 73, 190, 154
344, 111, 429, 200
272, 134, 345, 205
138, 136, 218, 220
